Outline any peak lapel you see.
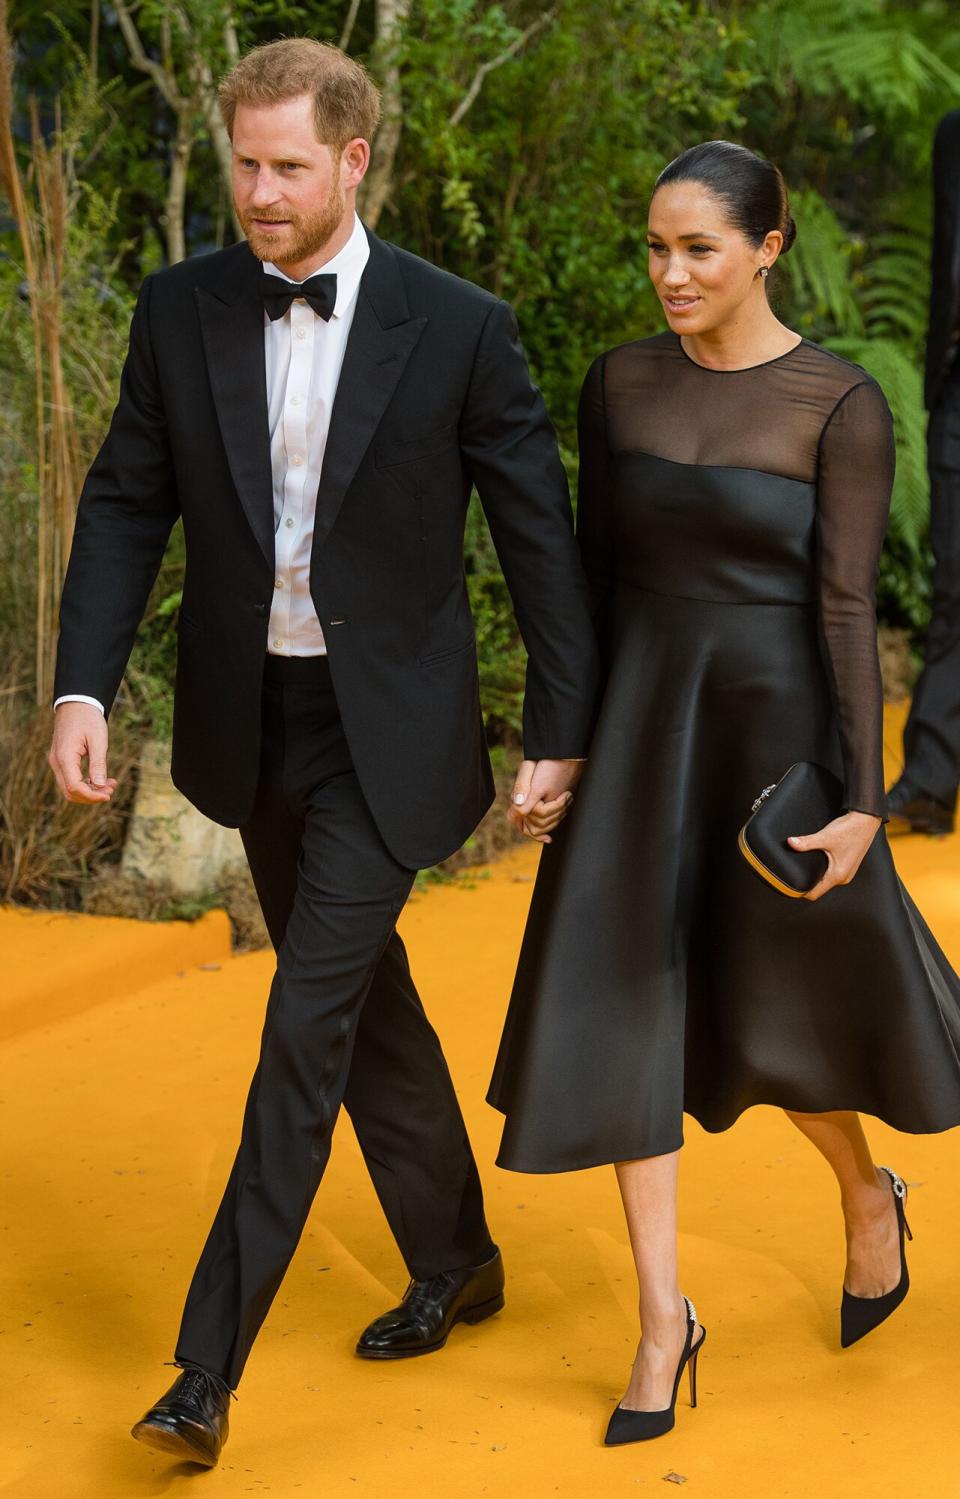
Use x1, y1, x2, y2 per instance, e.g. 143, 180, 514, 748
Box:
195, 253, 275, 568
311, 234, 427, 555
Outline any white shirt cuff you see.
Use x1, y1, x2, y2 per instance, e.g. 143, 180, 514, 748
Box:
54, 694, 106, 715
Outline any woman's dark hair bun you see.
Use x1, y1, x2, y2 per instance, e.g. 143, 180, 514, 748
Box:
655, 141, 796, 260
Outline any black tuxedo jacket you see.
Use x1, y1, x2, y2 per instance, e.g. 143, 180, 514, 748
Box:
56, 228, 600, 868
926, 108, 960, 411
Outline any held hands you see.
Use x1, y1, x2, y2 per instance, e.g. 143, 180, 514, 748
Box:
788, 810, 882, 901
507, 758, 585, 844
48, 702, 117, 804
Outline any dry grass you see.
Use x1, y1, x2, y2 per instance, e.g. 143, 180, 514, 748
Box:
0, 673, 143, 906
0, 12, 83, 705
79, 766, 525, 950
3, 643, 915, 942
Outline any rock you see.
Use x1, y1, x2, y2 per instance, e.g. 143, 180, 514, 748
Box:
121, 739, 246, 896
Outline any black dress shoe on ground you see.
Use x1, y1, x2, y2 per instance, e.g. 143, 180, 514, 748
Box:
131, 1362, 233, 1467
886, 778, 955, 836
356, 1248, 505, 1359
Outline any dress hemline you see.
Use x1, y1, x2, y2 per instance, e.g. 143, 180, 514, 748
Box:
489, 1095, 960, 1175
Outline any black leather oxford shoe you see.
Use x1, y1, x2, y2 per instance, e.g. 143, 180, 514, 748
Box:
356, 1248, 505, 1359
886, 778, 955, 836
131, 1363, 232, 1467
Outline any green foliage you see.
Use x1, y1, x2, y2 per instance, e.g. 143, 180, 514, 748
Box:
465, 498, 527, 740
393, 0, 755, 431
826, 336, 929, 552
2, 0, 953, 751
877, 533, 933, 634
781, 188, 865, 337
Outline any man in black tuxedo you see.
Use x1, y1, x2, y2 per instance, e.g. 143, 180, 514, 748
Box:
887, 107, 960, 835
48, 39, 598, 1466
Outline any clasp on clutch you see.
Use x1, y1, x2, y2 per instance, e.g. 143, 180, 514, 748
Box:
751, 784, 777, 813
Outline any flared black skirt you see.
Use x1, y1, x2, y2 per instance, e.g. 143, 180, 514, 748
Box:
488, 587, 960, 1172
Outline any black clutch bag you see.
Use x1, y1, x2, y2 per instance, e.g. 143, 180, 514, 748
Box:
738, 761, 844, 897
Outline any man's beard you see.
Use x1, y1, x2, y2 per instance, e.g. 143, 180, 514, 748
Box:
242, 176, 346, 267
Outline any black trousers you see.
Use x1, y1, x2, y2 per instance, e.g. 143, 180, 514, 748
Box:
174, 655, 494, 1388
902, 370, 960, 808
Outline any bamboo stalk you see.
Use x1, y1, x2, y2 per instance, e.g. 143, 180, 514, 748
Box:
0, 10, 50, 705
1, 9, 82, 705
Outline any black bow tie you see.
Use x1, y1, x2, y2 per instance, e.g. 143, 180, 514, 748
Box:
260, 271, 337, 322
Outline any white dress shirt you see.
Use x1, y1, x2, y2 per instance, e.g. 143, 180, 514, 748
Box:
56, 213, 371, 713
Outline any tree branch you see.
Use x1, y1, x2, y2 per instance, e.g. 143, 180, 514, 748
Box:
339, 0, 363, 52
359, 0, 411, 228
182, 38, 243, 239
164, 109, 193, 263
113, 0, 184, 113
223, 14, 240, 64
449, 8, 555, 128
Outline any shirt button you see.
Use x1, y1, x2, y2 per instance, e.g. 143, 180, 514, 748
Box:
274, 638, 285, 649
284, 517, 295, 528
291, 454, 303, 467
274, 579, 284, 590
291, 395, 302, 407
295, 328, 307, 341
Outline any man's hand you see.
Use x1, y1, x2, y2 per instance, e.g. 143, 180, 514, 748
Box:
507, 758, 586, 844
48, 702, 117, 804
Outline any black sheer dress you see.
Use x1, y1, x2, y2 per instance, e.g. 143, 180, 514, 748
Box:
488, 332, 960, 1172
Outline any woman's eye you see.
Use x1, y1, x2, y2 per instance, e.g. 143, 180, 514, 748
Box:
647, 243, 668, 255
690, 245, 713, 255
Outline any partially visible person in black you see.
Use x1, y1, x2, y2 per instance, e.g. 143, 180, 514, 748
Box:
47, 39, 597, 1468
887, 107, 960, 836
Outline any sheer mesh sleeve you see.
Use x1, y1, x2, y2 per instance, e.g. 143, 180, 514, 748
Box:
815, 379, 896, 820
575, 354, 615, 642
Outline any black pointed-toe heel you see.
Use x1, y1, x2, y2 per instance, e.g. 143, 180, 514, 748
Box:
604, 1295, 706, 1446
840, 1165, 913, 1349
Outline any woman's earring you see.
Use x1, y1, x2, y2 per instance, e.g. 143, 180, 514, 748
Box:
758, 265, 769, 280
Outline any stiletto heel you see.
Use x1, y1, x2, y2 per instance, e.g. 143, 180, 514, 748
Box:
687, 1338, 701, 1409
604, 1295, 706, 1446
840, 1165, 912, 1349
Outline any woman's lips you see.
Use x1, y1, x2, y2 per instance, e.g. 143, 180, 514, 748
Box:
663, 295, 701, 313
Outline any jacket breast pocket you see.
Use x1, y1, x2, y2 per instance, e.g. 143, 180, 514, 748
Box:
375, 422, 458, 469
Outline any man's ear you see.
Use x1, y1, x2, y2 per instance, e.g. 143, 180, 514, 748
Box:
341, 137, 370, 190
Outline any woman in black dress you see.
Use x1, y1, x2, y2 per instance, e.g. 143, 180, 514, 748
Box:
489, 142, 960, 1446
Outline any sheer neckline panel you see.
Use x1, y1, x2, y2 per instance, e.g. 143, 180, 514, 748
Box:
677, 333, 806, 375
598, 333, 879, 482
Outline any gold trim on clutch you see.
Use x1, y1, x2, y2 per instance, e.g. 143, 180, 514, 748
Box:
737, 826, 805, 899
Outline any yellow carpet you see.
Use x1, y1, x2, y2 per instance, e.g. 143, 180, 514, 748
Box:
2, 704, 958, 1499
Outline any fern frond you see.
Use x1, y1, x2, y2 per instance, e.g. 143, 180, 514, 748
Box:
801, 29, 960, 116
859, 226, 930, 352
826, 336, 928, 550
742, 1, 960, 119
781, 188, 864, 337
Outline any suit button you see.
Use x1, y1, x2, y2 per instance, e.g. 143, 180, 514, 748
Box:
253, 603, 267, 617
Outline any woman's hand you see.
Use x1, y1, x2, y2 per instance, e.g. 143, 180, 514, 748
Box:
787, 810, 883, 901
